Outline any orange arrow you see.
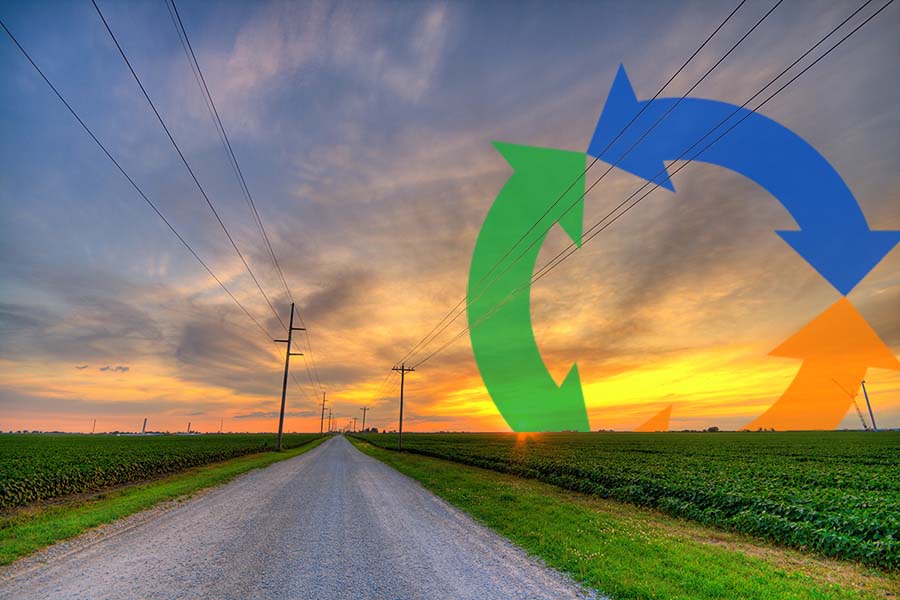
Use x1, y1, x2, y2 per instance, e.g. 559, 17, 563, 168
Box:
635, 405, 672, 432
744, 298, 900, 431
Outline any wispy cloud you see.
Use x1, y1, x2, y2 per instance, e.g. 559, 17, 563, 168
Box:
1, 0, 898, 433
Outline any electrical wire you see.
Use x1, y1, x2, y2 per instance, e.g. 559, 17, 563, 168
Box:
0, 17, 275, 343
404, 0, 784, 366
91, 0, 288, 332
396, 0, 751, 368
166, 0, 326, 395
410, 0, 893, 368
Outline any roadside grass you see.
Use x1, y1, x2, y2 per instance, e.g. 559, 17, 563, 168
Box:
0, 436, 327, 565
351, 439, 899, 600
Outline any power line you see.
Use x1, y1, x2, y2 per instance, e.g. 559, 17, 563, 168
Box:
471, 0, 753, 298
414, 0, 891, 368
396, 0, 750, 368
369, 367, 399, 409
0, 17, 273, 342
108, 0, 325, 398
0, 17, 319, 417
409, 0, 893, 368
166, 0, 293, 305
91, 0, 287, 332
166, 0, 326, 396
403, 0, 783, 366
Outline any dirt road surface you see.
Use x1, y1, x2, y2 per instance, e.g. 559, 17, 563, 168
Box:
1, 436, 598, 600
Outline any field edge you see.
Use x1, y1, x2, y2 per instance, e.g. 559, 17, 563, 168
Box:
350, 438, 899, 600
0, 435, 329, 566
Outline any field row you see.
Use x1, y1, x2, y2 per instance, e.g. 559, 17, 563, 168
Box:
354, 432, 900, 570
0, 433, 322, 509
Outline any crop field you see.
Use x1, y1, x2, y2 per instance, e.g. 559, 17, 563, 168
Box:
355, 432, 900, 569
0, 433, 322, 509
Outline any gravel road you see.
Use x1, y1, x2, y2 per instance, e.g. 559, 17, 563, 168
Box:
1, 435, 599, 600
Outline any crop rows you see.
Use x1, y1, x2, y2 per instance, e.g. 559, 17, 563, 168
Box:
0, 433, 321, 509
355, 431, 900, 570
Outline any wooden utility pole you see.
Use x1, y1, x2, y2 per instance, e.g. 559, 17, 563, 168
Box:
319, 392, 327, 435
274, 302, 305, 451
360, 406, 369, 432
91, 419, 96, 434
352, 416, 358, 432
327, 408, 333, 433
392, 363, 414, 450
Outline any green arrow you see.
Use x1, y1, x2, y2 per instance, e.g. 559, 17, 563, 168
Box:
467, 143, 589, 432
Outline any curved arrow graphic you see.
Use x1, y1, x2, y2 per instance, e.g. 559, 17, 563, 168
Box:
744, 298, 900, 430
470, 67, 897, 432
589, 65, 900, 295
467, 143, 589, 432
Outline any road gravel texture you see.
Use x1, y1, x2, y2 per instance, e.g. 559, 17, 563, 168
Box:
1, 436, 600, 600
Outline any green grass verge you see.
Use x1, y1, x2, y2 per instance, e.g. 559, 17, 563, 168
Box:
0, 436, 327, 565
351, 439, 899, 600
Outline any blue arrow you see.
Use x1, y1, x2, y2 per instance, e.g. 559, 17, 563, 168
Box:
588, 65, 900, 295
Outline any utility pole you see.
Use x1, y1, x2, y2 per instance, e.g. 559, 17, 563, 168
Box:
392, 363, 415, 450
328, 408, 333, 433
187, 422, 191, 434
274, 302, 305, 451
91, 419, 96, 434
360, 406, 369, 432
219, 418, 223, 434
141, 417, 147, 435
352, 416, 358, 432
319, 392, 327, 435
861, 380, 877, 431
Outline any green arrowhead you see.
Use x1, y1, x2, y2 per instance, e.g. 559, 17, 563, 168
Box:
467, 143, 589, 432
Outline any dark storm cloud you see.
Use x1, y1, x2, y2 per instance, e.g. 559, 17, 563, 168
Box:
298, 268, 377, 328
0, 295, 163, 363
0, 302, 51, 335
174, 316, 283, 397
599, 169, 799, 322
306, 362, 383, 389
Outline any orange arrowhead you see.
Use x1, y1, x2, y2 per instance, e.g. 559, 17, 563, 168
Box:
745, 298, 899, 431
635, 405, 672, 432
770, 298, 900, 370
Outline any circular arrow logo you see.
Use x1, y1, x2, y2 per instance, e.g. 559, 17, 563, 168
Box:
468, 66, 899, 433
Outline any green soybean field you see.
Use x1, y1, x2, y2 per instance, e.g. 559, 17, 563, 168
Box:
0, 433, 322, 509
354, 431, 900, 570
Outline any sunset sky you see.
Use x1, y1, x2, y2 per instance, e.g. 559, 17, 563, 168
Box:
1, 0, 898, 433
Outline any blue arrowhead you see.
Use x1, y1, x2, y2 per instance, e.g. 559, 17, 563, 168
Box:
588, 65, 675, 192
777, 229, 900, 295
587, 65, 899, 295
